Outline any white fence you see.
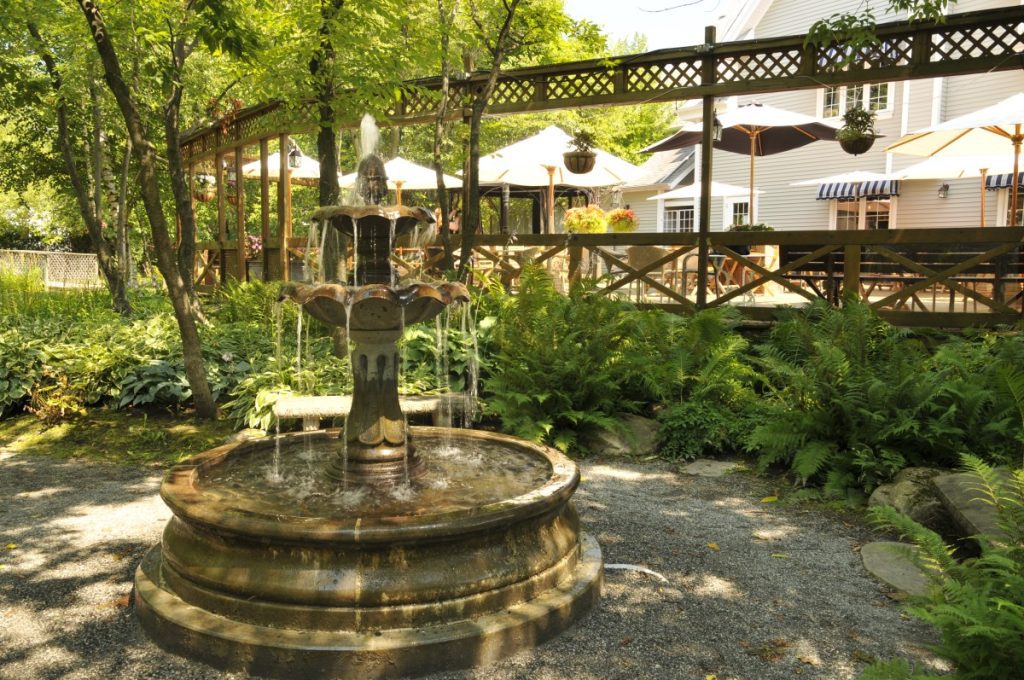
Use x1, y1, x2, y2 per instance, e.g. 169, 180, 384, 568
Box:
0, 249, 101, 288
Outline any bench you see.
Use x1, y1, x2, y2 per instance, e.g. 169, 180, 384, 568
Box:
273, 393, 476, 431
778, 242, 1024, 312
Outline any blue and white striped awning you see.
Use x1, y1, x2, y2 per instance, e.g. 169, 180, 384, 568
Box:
984, 172, 1024, 190
817, 180, 901, 200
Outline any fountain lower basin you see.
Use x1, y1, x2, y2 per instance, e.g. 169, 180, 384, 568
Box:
134, 427, 602, 679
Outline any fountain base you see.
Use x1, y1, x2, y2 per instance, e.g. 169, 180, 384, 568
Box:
135, 535, 601, 679
134, 427, 602, 678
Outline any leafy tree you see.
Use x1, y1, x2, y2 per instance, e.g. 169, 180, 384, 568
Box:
807, 0, 957, 61
70, 0, 267, 419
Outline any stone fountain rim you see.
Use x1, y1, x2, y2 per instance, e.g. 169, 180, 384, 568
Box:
159, 426, 579, 545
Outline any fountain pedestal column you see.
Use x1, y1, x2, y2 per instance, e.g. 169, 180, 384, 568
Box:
326, 328, 423, 483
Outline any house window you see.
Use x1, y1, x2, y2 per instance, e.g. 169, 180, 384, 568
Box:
835, 198, 859, 230
725, 200, 750, 227
821, 83, 892, 118
831, 197, 893, 230
664, 205, 695, 233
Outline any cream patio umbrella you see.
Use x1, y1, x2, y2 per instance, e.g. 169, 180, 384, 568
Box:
241, 149, 335, 187
893, 155, 1016, 227
476, 126, 640, 232
643, 102, 839, 222
886, 93, 1024, 225
339, 157, 462, 207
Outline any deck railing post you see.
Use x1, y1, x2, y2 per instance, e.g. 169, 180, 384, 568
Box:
843, 244, 862, 304
568, 237, 582, 286
697, 25, 716, 309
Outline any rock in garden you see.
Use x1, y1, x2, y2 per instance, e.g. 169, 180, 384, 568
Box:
584, 414, 659, 456
868, 467, 952, 534
860, 541, 931, 597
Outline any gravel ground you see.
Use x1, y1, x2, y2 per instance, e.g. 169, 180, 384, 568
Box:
0, 449, 948, 680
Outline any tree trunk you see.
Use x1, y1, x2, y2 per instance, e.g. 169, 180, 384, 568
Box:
460, 0, 521, 279
75, 0, 216, 419
28, 22, 132, 316
311, 0, 346, 355
433, 0, 459, 272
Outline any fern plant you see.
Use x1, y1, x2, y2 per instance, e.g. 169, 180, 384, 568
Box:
865, 455, 1024, 680
483, 266, 679, 453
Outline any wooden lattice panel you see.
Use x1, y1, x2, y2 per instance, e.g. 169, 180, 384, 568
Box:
399, 88, 439, 117
178, 8, 1024, 161
489, 78, 536, 106
717, 48, 802, 82
625, 61, 702, 92
545, 71, 615, 100
931, 20, 1024, 61
814, 38, 914, 74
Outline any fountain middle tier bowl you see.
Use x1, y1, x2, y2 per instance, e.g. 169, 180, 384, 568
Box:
281, 281, 470, 330
134, 427, 603, 679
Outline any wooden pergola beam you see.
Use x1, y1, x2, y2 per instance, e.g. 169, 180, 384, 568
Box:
181, 7, 1024, 163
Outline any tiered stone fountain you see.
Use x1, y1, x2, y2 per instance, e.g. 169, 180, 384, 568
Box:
134, 143, 602, 678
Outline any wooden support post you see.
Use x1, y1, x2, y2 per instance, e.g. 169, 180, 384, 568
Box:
500, 183, 510, 234
568, 239, 582, 286
843, 244, 861, 303
215, 151, 227, 285
260, 138, 271, 281
235, 147, 246, 281
278, 134, 293, 281
697, 25, 717, 309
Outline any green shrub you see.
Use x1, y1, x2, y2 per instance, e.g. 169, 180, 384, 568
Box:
864, 456, 1024, 680
483, 267, 676, 453
744, 300, 1019, 500
0, 328, 47, 417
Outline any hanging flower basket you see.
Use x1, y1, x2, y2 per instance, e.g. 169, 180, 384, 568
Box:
193, 189, 215, 203
563, 151, 597, 174
227, 194, 239, 206
839, 136, 876, 156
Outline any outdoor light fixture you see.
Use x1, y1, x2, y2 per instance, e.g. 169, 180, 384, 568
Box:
712, 115, 724, 142
288, 146, 302, 169
226, 165, 237, 183
938, 183, 950, 199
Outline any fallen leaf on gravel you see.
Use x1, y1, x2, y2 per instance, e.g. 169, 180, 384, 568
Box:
97, 595, 131, 610
761, 496, 778, 503
770, 553, 789, 559
4, 543, 16, 550
797, 655, 819, 666
706, 543, 720, 551
705, 675, 717, 680
618, 636, 634, 647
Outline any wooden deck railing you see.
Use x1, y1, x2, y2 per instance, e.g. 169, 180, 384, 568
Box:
197, 228, 1024, 327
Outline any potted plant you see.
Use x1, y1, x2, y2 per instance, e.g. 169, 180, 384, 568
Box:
563, 129, 597, 174
245, 234, 263, 280
606, 208, 638, 233
193, 175, 215, 203
836, 106, 878, 156
562, 205, 606, 233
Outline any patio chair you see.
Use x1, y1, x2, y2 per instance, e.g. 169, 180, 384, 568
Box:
626, 245, 673, 301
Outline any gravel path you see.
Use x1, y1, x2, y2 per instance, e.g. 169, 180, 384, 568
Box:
0, 449, 948, 680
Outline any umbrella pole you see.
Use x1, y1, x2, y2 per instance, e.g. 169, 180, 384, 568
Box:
1011, 125, 1021, 227
396, 180, 403, 208
980, 168, 987, 227
749, 134, 756, 223
546, 166, 555, 234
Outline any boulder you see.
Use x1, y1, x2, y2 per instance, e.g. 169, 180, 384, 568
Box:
860, 541, 931, 597
932, 468, 1017, 542
868, 467, 952, 534
584, 414, 659, 457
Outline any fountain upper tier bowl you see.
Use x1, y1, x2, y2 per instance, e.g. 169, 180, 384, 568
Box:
134, 427, 603, 679
281, 281, 470, 331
